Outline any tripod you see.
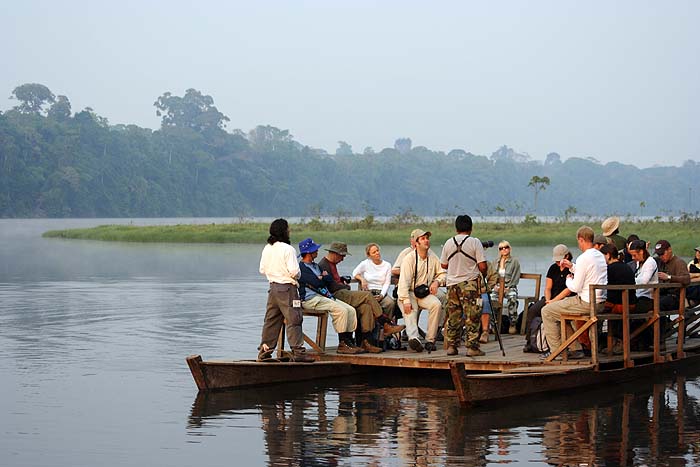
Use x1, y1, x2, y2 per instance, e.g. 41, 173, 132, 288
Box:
484, 291, 506, 356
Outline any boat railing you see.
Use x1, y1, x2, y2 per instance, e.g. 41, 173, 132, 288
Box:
546, 282, 689, 368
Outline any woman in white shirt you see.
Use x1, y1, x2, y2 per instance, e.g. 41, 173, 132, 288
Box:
353, 243, 395, 316
628, 239, 658, 314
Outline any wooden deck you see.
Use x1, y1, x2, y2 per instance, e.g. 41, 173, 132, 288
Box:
318, 334, 700, 372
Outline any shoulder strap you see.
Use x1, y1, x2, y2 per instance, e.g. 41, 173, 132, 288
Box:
447, 235, 478, 263
413, 249, 428, 289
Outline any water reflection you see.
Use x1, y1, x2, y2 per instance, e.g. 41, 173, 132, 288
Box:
189, 375, 700, 466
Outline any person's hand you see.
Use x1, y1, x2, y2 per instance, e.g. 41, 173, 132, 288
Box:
359, 279, 368, 290
374, 294, 382, 301
403, 302, 413, 315
429, 280, 439, 295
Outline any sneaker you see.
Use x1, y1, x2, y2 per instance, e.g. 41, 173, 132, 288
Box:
479, 331, 489, 344
539, 350, 551, 360
337, 341, 364, 355
290, 348, 316, 363
508, 324, 517, 335
466, 347, 485, 357
446, 344, 458, 356
408, 338, 424, 353
567, 350, 586, 360
383, 323, 405, 335
361, 339, 383, 354
424, 341, 436, 352
257, 348, 274, 362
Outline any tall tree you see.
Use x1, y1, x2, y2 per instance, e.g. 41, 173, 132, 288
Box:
47, 95, 72, 121
154, 88, 229, 132
336, 141, 353, 156
528, 175, 550, 213
10, 83, 56, 114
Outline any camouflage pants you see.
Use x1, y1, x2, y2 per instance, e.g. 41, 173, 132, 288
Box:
446, 280, 482, 349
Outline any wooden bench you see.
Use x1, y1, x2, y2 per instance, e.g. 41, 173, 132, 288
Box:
494, 272, 542, 334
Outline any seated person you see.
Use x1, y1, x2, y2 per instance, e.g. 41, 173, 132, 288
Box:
628, 239, 658, 350
489, 240, 521, 334
523, 244, 574, 352
600, 243, 637, 354
352, 243, 402, 325
297, 238, 363, 354
654, 240, 691, 312
319, 242, 402, 353
687, 246, 700, 307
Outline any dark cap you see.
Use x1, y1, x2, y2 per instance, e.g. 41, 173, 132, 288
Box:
654, 240, 671, 255
325, 241, 350, 256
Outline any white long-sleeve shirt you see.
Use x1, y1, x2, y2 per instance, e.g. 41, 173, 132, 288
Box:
566, 247, 607, 303
259, 242, 300, 285
634, 257, 659, 299
352, 259, 392, 296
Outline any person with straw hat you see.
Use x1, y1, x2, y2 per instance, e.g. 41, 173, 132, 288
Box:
601, 216, 626, 252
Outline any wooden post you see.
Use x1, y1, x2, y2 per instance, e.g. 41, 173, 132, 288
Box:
653, 288, 662, 363
622, 288, 632, 368
590, 284, 599, 367
677, 287, 686, 358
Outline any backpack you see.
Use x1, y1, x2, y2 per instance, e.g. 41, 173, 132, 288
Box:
529, 317, 550, 353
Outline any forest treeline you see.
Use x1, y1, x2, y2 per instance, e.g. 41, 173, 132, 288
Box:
1, 83, 698, 219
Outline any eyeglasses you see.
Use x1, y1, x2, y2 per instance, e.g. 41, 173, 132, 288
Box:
499, 246, 510, 250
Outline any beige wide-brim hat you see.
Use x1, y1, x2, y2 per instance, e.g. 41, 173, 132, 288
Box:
552, 244, 569, 262
601, 216, 620, 237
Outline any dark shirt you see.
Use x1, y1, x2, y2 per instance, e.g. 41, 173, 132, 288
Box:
606, 261, 637, 304
318, 257, 350, 293
546, 263, 573, 298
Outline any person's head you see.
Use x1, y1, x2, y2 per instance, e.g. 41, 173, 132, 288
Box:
628, 239, 650, 262
267, 218, 290, 245
576, 226, 595, 250
654, 240, 673, 263
600, 243, 619, 264
455, 215, 473, 233
325, 241, 350, 264
552, 244, 570, 264
593, 234, 609, 250
601, 216, 620, 237
414, 231, 431, 252
298, 237, 321, 261
498, 240, 511, 257
626, 234, 640, 245
365, 243, 382, 263
695, 246, 700, 262
409, 229, 426, 248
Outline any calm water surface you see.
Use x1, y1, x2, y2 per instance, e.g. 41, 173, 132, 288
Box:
2, 219, 700, 466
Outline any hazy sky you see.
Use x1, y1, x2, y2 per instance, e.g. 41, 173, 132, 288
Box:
3, 1, 699, 167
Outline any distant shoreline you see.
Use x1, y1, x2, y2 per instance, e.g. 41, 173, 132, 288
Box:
42, 219, 700, 256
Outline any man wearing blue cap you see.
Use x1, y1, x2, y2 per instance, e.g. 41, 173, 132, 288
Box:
298, 238, 364, 354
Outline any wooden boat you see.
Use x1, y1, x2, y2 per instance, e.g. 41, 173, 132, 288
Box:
187, 281, 700, 405
186, 355, 365, 390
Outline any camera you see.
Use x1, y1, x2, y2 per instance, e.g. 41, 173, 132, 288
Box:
481, 240, 494, 249
341, 275, 352, 284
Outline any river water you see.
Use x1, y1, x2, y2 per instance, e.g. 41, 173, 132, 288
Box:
2, 218, 699, 466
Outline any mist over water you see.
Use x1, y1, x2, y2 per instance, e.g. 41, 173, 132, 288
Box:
2, 219, 699, 466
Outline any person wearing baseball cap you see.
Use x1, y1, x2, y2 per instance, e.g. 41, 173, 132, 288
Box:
654, 239, 690, 312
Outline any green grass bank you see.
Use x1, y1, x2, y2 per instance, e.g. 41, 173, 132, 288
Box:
43, 218, 700, 256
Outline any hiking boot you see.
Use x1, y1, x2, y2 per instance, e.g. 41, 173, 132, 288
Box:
466, 347, 485, 357
508, 324, 517, 335
290, 348, 316, 363
611, 342, 623, 355
361, 339, 383, 354
408, 338, 424, 353
424, 341, 436, 352
479, 331, 489, 344
337, 341, 364, 355
257, 348, 274, 362
523, 343, 533, 353
383, 323, 405, 335
446, 344, 458, 356
567, 350, 586, 360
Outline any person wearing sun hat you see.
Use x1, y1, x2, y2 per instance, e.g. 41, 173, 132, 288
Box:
686, 246, 700, 307
319, 241, 392, 354
601, 216, 626, 252
297, 237, 364, 355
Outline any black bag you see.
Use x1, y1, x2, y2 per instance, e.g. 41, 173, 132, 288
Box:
414, 284, 430, 299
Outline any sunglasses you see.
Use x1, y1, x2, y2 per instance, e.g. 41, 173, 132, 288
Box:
499, 246, 510, 250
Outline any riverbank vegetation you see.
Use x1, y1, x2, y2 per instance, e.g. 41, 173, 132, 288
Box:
43, 215, 700, 256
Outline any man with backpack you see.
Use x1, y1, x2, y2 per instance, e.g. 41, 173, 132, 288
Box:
440, 215, 488, 357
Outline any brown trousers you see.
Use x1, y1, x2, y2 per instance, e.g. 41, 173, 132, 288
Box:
260, 282, 304, 350
334, 289, 383, 333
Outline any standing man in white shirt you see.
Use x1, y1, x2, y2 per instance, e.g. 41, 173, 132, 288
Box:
542, 226, 607, 359
258, 218, 314, 362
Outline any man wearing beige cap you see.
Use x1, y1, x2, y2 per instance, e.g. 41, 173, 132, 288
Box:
398, 229, 446, 352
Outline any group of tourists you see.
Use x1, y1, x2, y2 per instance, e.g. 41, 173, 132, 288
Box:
257, 215, 698, 362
